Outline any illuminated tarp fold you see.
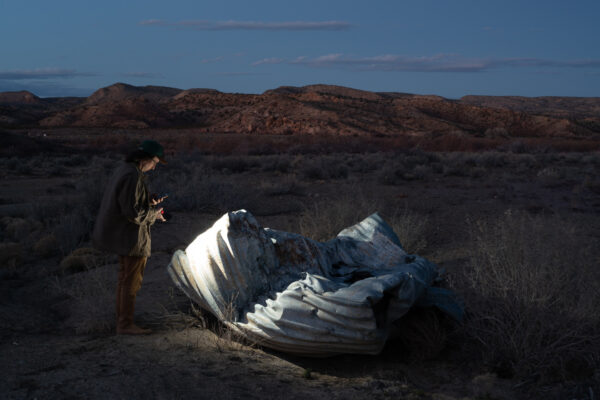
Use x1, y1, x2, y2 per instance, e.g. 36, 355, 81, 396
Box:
168, 210, 462, 356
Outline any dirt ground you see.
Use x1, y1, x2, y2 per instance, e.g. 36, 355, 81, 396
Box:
1, 140, 599, 400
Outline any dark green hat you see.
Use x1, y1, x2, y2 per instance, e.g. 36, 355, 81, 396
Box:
139, 140, 166, 164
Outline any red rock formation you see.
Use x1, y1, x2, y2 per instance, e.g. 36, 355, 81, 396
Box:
0, 91, 41, 104
1, 83, 598, 138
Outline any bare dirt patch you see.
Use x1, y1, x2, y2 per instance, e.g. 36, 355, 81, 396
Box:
1, 131, 599, 399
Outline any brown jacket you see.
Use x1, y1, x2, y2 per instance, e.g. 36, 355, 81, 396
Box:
92, 161, 157, 257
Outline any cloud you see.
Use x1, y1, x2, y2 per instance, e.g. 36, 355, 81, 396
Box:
0, 68, 97, 97
254, 54, 600, 73
139, 19, 352, 31
0, 68, 94, 80
487, 58, 600, 69
251, 57, 286, 66
0, 80, 94, 97
139, 19, 166, 26
200, 56, 225, 64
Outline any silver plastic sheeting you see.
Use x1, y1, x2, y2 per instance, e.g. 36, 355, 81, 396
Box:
168, 210, 462, 356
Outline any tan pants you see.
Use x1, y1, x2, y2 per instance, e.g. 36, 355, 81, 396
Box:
116, 256, 147, 329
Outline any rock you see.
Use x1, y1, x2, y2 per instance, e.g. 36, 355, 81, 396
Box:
5, 83, 596, 138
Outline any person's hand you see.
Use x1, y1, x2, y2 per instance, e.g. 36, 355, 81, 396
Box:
150, 195, 168, 206
155, 207, 166, 222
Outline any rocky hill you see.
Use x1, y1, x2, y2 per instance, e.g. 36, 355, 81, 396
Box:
1, 83, 599, 138
0, 91, 42, 104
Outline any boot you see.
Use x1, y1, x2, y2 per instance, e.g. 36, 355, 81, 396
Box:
116, 288, 151, 335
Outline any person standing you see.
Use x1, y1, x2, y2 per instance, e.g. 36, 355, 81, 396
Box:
93, 140, 167, 335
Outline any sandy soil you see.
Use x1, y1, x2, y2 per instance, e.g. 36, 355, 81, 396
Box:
1, 148, 599, 400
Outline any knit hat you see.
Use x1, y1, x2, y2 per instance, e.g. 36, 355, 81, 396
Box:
139, 140, 166, 164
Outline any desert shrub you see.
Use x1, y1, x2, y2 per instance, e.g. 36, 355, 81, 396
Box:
429, 161, 444, 174
48, 164, 68, 176
260, 175, 305, 197
377, 161, 410, 184
299, 156, 349, 180
484, 127, 510, 138
299, 193, 429, 254
53, 208, 94, 257
62, 154, 88, 167
468, 166, 486, 178
392, 307, 448, 361
300, 200, 371, 241
211, 297, 258, 352
16, 162, 33, 175
381, 162, 431, 183
561, 152, 584, 165
442, 164, 469, 177
0, 242, 23, 268
536, 152, 561, 165
209, 156, 260, 174
580, 152, 600, 167
387, 207, 429, 254
376, 163, 395, 185
439, 153, 472, 177
25, 164, 111, 257
150, 167, 238, 213
299, 191, 386, 241
328, 163, 349, 179
401, 150, 431, 169
60, 247, 109, 274
260, 155, 292, 174
536, 166, 566, 187
31, 199, 69, 223
515, 153, 537, 168
497, 140, 533, 154
410, 164, 431, 180
1, 216, 42, 242
33, 234, 58, 258
300, 162, 327, 180
478, 151, 509, 168
346, 153, 381, 173
75, 166, 112, 214
5, 157, 19, 170
52, 264, 115, 333
452, 210, 600, 381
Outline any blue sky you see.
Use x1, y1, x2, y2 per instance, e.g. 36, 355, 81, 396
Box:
1, 0, 599, 98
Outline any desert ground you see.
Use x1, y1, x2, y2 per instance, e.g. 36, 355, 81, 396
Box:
1, 130, 599, 400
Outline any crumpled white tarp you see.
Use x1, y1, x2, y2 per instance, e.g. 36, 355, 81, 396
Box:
168, 210, 462, 356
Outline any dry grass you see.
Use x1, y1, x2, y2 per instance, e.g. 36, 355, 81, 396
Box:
149, 164, 241, 213
0, 242, 23, 268
53, 209, 94, 257
3, 138, 599, 396
152, 289, 258, 353
298, 191, 428, 254
391, 308, 449, 361
452, 209, 600, 381
198, 294, 258, 353
388, 207, 429, 254
41, 128, 600, 154
298, 191, 385, 242
51, 263, 116, 334
59, 246, 110, 274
